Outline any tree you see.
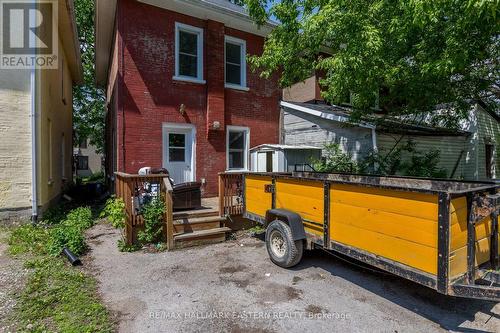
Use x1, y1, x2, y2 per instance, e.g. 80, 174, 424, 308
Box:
246, 0, 499, 125
73, 0, 106, 152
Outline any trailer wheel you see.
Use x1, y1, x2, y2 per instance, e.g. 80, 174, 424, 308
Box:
265, 220, 303, 268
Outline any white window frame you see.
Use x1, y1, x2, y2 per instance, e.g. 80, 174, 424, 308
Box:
174, 22, 205, 84
226, 125, 250, 171
224, 36, 248, 91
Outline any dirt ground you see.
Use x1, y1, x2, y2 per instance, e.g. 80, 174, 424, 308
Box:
86, 223, 500, 333
0, 230, 28, 333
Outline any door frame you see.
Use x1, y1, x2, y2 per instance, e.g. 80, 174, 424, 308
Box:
162, 123, 196, 182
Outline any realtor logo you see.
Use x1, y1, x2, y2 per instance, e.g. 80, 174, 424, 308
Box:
0, 0, 58, 69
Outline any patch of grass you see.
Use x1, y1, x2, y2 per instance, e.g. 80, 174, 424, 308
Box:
14, 257, 113, 333
248, 225, 265, 234
8, 224, 50, 256
5, 205, 114, 332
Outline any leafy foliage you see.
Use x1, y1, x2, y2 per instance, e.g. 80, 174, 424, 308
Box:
137, 197, 166, 245
362, 139, 448, 178
9, 206, 94, 257
245, 0, 499, 124
100, 197, 126, 229
73, 0, 106, 152
47, 207, 93, 256
312, 143, 360, 173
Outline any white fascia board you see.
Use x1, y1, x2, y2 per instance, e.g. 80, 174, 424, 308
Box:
139, 0, 274, 37
280, 101, 375, 129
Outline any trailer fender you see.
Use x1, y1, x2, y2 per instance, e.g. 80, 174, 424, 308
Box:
265, 209, 306, 241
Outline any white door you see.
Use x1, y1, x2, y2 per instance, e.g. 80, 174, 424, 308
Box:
163, 126, 194, 184
257, 152, 267, 172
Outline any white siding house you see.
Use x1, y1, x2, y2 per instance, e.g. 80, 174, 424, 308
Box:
281, 101, 500, 180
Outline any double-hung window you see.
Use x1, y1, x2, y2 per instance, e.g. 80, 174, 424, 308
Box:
226, 126, 249, 170
225, 36, 247, 90
174, 23, 204, 83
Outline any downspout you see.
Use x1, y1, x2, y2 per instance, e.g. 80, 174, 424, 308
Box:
30, 70, 38, 222
30, 1, 38, 222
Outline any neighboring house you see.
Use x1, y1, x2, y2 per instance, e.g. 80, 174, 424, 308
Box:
95, 0, 281, 196
281, 77, 500, 180
74, 139, 103, 177
0, 0, 83, 220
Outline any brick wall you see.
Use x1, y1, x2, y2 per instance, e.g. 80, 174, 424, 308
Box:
113, 0, 280, 196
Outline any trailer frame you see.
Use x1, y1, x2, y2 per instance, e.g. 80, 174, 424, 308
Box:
236, 171, 500, 302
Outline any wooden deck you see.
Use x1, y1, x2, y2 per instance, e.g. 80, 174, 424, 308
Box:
114, 173, 244, 249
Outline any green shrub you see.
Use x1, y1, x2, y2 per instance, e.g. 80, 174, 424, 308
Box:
137, 197, 165, 244
40, 204, 69, 225
63, 206, 93, 231
100, 197, 126, 229
312, 143, 360, 173
47, 225, 87, 256
46, 206, 93, 256
362, 139, 448, 178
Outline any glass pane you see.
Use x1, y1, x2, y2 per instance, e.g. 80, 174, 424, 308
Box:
226, 42, 241, 64
229, 151, 243, 169
179, 31, 197, 55
229, 131, 244, 150
226, 64, 241, 85
179, 54, 197, 77
169, 148, 185, 162
169, 133, 185, 148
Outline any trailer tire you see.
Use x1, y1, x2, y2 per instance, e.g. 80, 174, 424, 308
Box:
265, 220, 303, 268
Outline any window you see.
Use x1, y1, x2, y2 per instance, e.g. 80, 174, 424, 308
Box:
225, 36, 247, 89
174, 23, 204, 83
168, 133, 186, 162
226, 126, 249, 170
77, 156, 89, 170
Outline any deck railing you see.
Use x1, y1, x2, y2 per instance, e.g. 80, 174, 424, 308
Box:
115, 172, 174, 248
218, 172, 244, 216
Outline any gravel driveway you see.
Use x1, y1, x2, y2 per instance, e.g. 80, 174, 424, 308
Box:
86, 223, 500, 333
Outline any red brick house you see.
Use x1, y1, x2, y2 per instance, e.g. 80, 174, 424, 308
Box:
95, 0, 280, 196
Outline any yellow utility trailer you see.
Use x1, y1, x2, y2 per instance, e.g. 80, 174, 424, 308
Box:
239, 172, 500, 301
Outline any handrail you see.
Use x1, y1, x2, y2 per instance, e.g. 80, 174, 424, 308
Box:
114, 172, 174, 248
162, 177, 174, 249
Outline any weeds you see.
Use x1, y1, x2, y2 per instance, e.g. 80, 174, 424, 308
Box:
5, 204, 114, 332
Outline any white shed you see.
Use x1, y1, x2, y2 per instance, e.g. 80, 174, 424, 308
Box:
250, 144, 322, 173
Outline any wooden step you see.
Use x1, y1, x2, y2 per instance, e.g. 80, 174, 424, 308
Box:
174, 227, 232, 248
173, 216, 226, 234
173, 208, 220, 219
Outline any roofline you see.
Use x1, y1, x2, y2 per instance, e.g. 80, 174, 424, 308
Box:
280, 101, 470, 136
62, 0, 83, 84
95, 0, 275, 87
280, 100, 376, 129
250, 144, 322, 151
477, 100, 500, 122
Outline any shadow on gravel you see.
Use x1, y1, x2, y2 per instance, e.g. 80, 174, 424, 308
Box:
251, 233, 497, 333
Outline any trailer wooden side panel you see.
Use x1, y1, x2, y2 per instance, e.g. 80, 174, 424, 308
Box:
449, 196, 494, 279
245, 175, 272, 217
329, 184, 439, 275
275, 178, 324, 237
